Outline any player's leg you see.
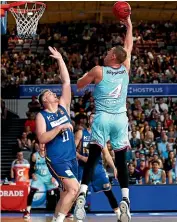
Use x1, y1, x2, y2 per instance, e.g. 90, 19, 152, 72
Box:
110, 112, 131, 222
75, 112, 108, 220
23, 178, 40, 219
104, 190, 121, 220
47, 159, 79, 222
92, 164, 120, 221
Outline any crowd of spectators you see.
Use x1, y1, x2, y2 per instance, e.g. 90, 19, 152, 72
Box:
13, 91, 177, 185
1, 21, 177, 98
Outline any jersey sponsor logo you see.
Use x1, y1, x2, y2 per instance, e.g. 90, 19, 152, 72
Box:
0, 190, 24, 197
50, 115, 68, 128
106, 69, 126, 75
47, 115, 55, 121
65, 170, 73, 177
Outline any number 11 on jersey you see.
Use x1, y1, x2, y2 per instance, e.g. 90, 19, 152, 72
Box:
62, 131, 69, 142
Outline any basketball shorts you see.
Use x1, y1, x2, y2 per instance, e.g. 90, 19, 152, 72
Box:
91, 111, 130, 151
78, 163, 110, 193
31, 174, 57, 191
46, 158, 78, 190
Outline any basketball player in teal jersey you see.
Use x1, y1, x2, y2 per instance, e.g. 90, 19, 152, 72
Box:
23, 144, 58, 220
74, 16, 133, 222
36, 47, 80, 222
76, 113, 122, 220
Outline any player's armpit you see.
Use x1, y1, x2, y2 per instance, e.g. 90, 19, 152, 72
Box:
59, 83, 71, 114
77, 65, 102, 89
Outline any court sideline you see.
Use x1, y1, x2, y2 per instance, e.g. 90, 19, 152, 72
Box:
2, 213, 177, 222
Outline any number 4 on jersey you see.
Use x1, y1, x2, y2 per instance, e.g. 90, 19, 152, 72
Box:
109, 84, 122, 98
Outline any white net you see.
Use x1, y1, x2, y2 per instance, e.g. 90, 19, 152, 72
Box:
9, 2, 45, 39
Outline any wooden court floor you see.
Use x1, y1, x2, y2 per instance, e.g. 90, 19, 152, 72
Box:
2, 214, 177, 222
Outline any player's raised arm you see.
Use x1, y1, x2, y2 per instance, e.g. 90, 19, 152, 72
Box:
77, 65, 102, 90
122, 16, 133, 72
48, 46, 71, 113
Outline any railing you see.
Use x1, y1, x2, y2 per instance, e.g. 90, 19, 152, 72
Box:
4, 99, 18, 115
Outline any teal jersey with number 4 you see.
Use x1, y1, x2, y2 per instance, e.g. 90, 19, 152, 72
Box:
93, 65, 129, 114
40, 105, 76, 164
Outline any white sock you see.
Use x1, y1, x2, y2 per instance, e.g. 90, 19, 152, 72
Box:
26, 206, 31, 213
56, 212, 66, 222
121, 188, 129, 200
80, 184, 88, 195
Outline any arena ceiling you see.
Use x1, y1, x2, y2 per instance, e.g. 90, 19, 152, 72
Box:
7, 1, 177, 28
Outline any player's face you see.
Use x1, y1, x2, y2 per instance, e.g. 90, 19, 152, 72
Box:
104, 47, 116, 65
39, 144, 45, 151
43, 90, 58, 104
89, 114, 94, 125
129, 164, 135, 173
152, 163, 159, 171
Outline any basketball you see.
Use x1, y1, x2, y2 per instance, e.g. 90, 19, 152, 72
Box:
113, 1, 131, 20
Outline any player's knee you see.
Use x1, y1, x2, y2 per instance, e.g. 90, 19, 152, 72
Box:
68, 186, 79, 197
68, 183, 80, 197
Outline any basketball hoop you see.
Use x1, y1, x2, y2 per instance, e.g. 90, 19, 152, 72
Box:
8, 1, 46, 39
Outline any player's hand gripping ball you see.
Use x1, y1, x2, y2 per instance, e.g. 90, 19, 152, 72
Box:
113, 1, 131, 20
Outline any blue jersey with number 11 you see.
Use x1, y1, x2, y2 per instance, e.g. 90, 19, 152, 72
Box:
40, 105, 76, 164
94, 65, 129, 114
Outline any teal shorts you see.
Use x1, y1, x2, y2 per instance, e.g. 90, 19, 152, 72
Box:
31, 174, 57, 191
91, 111, 130, 151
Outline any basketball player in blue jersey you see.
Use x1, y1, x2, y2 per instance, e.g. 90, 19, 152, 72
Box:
74, 16, 133, 222
36, 47, 80, 222
23, 144, 58, 219
75, 113, 122, 220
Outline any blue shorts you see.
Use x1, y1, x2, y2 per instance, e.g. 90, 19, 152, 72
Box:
46, 158, 78, 189
31, 174, 57, 191
91, 111, 130, 151
78, 163, 110, 193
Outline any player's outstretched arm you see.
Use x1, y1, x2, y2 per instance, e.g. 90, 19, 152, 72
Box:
48, 46, 71, 113
121, 16, 133, 73
77, 66, 102, 89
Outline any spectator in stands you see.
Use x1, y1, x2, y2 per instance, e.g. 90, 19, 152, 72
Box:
1, 99, 7, 120
168, 159, 177, 184
129, 131, 141, 149
136, 158, 148, 179
164, 150, 175, 173
150, 152, 164, 169
155, 98, 168, 113
167, 125, 177, 141
172, 108, 177, 126
27, 96, 41, 113
145, 160, 166, 184
11, 151, 29, 180
153, 123, 163, 141
128, 162, 142, 185
157, 134, 168, 158
17, 132, 32, 161
24, 112, 36, 133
